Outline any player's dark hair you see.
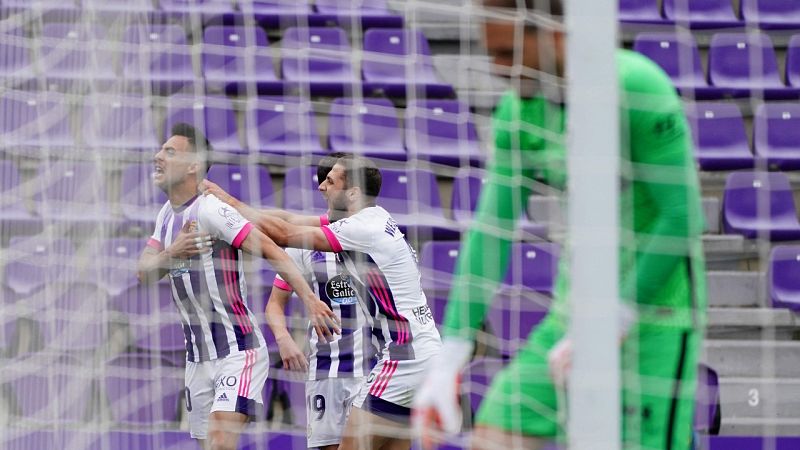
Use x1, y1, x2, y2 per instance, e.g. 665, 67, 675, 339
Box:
338, 155, 382, 205
317, 152, 350, 183
171, 122, 212, 175
483, 0, 563, 32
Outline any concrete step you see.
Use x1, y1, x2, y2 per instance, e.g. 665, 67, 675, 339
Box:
707, 307, 798, 339
707, 271, 764, 308
704, 340, 800, 378
719, 378, 800, 422
718, 418, 800, 436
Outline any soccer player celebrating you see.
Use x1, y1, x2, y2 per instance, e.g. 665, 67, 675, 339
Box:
265, 153, 379, 450
412, 1, 707, 450
203, 155, 442, 450
137, 123, 339, 450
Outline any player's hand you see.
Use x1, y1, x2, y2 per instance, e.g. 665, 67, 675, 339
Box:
276, 335, 308, 372
306, 298, 342, 342
200, 179, 238, 207
412, 338, 473, 450
547, 337, 573, 388
165, 221, 214, 259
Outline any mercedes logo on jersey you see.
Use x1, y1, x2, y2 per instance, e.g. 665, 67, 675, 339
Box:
325, 274, 358, 305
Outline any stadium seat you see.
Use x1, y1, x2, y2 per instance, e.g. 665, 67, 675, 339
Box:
708, 33, 798, 99
404, 99, 483, 166
695, 363, 721, 435
0, 315, 18, 357
39, 23, 116, 91
378, 168, 459, 239
119, 163, 168, 228
40, 283, 110, 352
164, 94, 244, 155
7, 354, 94, 424
282, 166, 327, 214
769, 245, 800, 312
327, 97, 407, 160
0, 90, 75, 153
0, 31, 37, 87
266, 374, 307, 427
420, 241, 460, 296
280, 27, 357, 96
89, 238, 148, 298
662, 0, 741, 28
202, 25, 282, 95
206, 163, 275, 207
3, 237, 75, 297
362, 28, 454, 97
239, 0, 315, 28
120, 24, 195, 95
461, 357, 506, 419
82, 94, 160, 154
500, 242, 560, 297
315, 0, 403, 28
88, 431, 198, 450
722, 171, 800, 241
618, 0, 663, 24
740, 0, 800, 29
239, 432, 308, 450
103, 353, 184, 425
0, 160, 39, 230
33, 160, 115, 225
785, 35, 800, 89
632, 33, 719, 98
754, 103, 800, 170
246, 96, 325, 157
684, 102, 754, 170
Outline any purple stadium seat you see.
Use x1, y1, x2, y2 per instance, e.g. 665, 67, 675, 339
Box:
239, 0, 314, 28
120, 24, 195, 95
663, 0, 741, 28
282, 166, 328, 214
280, 27, 357, 96
328, 97, 406, 160
40, 283, 110, 352
0, 31, 37, 86
0, 90, 75, 152
722, 171, 800, 241
82, 94, 160, 154
633, 33, 715, 97
119, 163, 168, 227
104, 353, 184, 425
362, 28, 453, 97
378, 168, 459, 239
315, 0, 403, 28
500, 242, 560, 297
684, 102, 754, 170
268, 371, 307, 427
110, 278, 184, 353
754, 103, 800, 170
708, 33, 797, 99
246, 96, 325, 157
89, 238, 148, 297
206, 163, 275, 207
619, 0, 664, 24
164, 94, 244, 155
7, 354, 93, 423
785, 35, 800, 89
741, 0, 800, 29
486, 290, 549, 357
202, 25, 281, 94
0, 160, 38, 229
461, 357, 506, 419
239, 432, 308, 450
405, 99, 483, 166
1, 315, 18, 357
33, 160, 114, 224
420, 240, 460, 295
769, 245, 800, 312
3, 237, 74, 296
695, 363, 721, 434
39, 23, 116, 91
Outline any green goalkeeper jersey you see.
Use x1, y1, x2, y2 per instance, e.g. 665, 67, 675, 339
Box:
442, 49, 707, 338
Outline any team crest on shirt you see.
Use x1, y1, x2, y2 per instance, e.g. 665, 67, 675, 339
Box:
325, 274, 358, 305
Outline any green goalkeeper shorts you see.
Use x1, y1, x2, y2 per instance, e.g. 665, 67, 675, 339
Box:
475, 311, 700, 450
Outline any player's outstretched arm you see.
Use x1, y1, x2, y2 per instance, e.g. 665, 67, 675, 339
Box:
201, 179, 323, 227
137, 221, 214, 284
238, 228, 341, 341
266, 285, 309, 372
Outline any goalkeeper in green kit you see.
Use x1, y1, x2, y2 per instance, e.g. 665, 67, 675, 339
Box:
412, 0, 707, 449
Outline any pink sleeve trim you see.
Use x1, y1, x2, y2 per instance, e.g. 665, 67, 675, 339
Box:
321, 226, 343, 253
146, 238, 163, 251
232, 222, 254, 249
319, 214, 330, 226
273, 278, 293, 292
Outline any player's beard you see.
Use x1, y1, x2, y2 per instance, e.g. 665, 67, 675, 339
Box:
328, 190, 350, 217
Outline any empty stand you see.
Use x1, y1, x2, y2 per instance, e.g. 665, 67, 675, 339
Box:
685, 102, 754, 170
327, 97, 406, 160
202, 25, 282, 95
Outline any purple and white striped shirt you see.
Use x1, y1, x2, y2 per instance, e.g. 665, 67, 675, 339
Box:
148, 194, 266, 362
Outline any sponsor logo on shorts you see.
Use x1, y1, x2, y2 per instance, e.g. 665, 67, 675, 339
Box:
412, 305, 433, 325
215, 375, 238, 391
325, 274, 358, 305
